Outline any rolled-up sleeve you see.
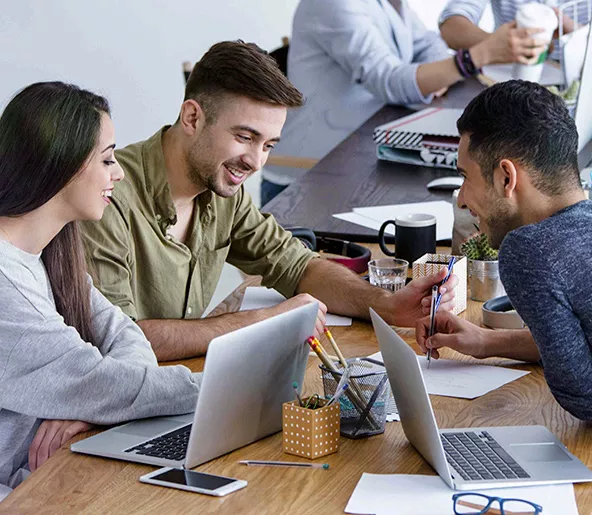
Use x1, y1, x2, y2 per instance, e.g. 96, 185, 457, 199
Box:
308, 1, 437, 106
439, 0, 488, 26
226, 188, 317, 298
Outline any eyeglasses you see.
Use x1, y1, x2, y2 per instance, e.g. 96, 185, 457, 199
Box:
452, 493, 543, 515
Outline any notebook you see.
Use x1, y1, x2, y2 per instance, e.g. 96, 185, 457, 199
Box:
373, 108, 463, 170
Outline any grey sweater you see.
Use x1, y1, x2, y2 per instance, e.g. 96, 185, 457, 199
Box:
499, 200, 592, 420
0, 240, 201, 491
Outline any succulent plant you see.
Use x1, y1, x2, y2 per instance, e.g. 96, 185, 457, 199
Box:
547, 79, 580, 103
460, 232, 498, 261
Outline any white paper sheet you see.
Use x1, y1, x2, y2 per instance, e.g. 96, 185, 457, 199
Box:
482, 62, 565, 86
369, 352, 529, 400
333, 201, 454, 241
239, 287, 352, 326
333, 212, 389, 233
345, 474, 578, 515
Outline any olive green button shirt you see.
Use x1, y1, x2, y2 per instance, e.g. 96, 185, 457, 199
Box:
82, 127, 316, 321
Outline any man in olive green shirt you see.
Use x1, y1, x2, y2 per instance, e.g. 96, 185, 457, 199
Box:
83, 41, 457, 361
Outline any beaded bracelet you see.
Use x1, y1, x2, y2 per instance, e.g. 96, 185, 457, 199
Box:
454, 48, 482, 78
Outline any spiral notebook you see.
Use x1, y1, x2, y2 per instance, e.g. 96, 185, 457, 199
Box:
373, 107, 463, 169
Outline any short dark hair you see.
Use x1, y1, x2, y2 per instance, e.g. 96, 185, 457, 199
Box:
184, 40, 304, 122
457, 80, 580, 195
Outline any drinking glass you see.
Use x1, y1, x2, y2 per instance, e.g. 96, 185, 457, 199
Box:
368, 258, 408, 292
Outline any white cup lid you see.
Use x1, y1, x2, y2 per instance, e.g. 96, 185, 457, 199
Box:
394, 213, 437, 228
516, 3, 558, 34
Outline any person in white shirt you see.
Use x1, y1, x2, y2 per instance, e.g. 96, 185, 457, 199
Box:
261, 0, 534, 204
439, 0, 587, 60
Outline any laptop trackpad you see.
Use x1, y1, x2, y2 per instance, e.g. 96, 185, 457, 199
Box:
116, 419, 182, 437
511, 443, 572, 462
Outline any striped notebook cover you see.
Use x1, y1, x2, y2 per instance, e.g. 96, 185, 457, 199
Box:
373, 107, 463, 151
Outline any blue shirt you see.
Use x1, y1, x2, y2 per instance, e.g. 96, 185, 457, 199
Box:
499, 200, 592, 420
263, 0, 450, 186
440, 0, 591, 30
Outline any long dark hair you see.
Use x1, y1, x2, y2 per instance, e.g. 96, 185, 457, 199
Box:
0, 82, 111, 344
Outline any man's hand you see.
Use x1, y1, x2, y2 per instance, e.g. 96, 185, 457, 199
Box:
381, 268, 458, 327
473, 21, 548, 66
416, 310, 488, 360
29, 420, 93, 471
273, 293, 327, 338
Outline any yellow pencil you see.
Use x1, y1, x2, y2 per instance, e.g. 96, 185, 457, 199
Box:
323, 328, 347, 368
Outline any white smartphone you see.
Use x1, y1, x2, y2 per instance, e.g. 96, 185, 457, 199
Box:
139, 467, 247, 496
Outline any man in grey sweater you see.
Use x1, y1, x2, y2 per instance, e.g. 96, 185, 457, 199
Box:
416, 80, 592, 420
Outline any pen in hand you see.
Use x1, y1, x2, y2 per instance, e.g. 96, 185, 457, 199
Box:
427, 285, 438, 369
427, 257, 456, 369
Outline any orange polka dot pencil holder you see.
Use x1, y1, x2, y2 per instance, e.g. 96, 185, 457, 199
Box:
282, 398, 340, 459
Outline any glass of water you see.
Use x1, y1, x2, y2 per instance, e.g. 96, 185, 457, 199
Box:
368, 259, 409, 292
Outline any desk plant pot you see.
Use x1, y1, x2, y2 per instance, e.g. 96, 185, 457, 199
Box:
468, 259, 505, 302
461, 232, 505, 302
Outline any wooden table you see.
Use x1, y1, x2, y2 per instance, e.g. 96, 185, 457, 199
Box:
263, 79, 485, 242
4, 247, 592, 514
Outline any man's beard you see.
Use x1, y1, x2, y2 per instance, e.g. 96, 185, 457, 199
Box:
187, 147, 250, 198
482, 197, 521, 249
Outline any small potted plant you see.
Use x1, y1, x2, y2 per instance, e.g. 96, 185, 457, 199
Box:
460, 232, 505, 302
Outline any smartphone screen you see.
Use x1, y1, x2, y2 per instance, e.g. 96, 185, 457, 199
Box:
150, 469, 236, 490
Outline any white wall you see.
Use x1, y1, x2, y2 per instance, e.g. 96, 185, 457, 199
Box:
0, 0, 493, 147
0, 0, 300, 147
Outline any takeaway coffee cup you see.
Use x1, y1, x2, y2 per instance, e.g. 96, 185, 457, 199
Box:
512, 3, 558, 82
378, 213, 437, 265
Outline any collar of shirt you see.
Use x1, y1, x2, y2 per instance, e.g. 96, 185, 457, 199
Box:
141, 126, 213, 232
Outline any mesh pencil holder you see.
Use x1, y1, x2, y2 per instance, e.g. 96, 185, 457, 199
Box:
320, 358, 389, 439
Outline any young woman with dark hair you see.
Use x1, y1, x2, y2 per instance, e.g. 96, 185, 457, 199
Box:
0, 82, 201, 497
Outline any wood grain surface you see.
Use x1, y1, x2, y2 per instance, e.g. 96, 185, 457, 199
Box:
3, 246, 592, 514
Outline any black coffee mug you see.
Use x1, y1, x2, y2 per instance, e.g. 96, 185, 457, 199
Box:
379, 213, 437, 264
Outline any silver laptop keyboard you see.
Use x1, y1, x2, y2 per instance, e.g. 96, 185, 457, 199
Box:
441, 431, 530, 481
124, 424, 192, 461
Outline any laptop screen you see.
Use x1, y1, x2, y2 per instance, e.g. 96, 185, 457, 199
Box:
573, 22, 592, 153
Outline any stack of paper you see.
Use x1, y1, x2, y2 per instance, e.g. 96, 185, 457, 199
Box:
374, 108, 462, 169
345, 474, 578, 515
333, 200, 454, 241
239, 287, 352, 326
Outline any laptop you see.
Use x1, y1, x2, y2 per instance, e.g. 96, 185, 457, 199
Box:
370, 308, 592, 490
575, 23, 592, 155
574, 22, 592, 170
71, 302, 317, 468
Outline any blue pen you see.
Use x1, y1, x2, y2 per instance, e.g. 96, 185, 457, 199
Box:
428, 257, 456, 369
427, 285, 438, 369
434, 256, 456, 312
327, 383, 349, 406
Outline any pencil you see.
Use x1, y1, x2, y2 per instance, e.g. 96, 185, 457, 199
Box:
307, 337, 380, 429
239, 460, 329, 469
323, 327, 348, 368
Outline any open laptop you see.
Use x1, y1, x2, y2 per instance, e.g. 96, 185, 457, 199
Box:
370, 308, 592, 490
575, 23, 592, 154
71, 302, 317, 468
573, 22, 592, 169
